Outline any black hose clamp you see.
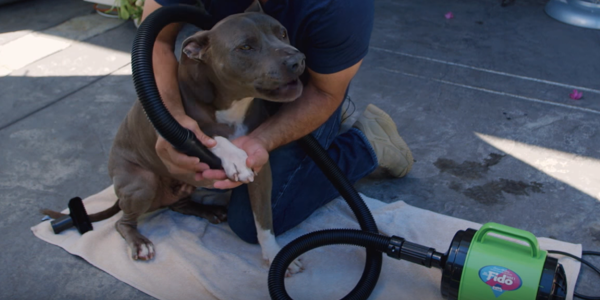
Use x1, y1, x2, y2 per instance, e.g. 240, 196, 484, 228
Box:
387, 236, 405, 260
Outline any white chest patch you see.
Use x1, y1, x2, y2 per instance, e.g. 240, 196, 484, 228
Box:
215, 97, 253, 139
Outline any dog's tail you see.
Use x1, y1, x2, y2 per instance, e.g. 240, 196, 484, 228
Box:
40, 199, 122, 222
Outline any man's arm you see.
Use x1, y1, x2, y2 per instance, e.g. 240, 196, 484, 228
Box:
211, 61, 363, 189
141, 0, 183, 116
252, 62, 362, 152
141, 0, 217, 179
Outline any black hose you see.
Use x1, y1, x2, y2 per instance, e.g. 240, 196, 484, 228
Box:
298, 136, 383, 300
298, 136, 379, 232
547, 250, 600, 300
132, 5, 222, 169
269, 229, 389, 299
266, 136, 384, 300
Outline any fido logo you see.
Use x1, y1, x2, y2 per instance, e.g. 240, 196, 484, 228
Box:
479, 266, 522, 298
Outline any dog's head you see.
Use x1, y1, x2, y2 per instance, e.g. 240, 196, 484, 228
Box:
181, 1, 305, 102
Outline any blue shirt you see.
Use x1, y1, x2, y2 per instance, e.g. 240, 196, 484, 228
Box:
156, 0, 374, 75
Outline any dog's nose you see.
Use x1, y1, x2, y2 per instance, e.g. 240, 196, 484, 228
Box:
284, 52, 306, 75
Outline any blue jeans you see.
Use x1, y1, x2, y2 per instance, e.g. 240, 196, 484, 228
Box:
227, 102, 378, 244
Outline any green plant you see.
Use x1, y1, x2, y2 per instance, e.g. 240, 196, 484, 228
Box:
117, 0, 144, 21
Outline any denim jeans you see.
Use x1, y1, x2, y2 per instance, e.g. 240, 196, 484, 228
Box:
227, 102, 378, 244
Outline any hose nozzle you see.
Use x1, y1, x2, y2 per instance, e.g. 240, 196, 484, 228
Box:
50, 197, 93, 234
386, 236, 445, 269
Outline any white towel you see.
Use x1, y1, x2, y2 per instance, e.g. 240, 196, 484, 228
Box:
32, 185, 581, 300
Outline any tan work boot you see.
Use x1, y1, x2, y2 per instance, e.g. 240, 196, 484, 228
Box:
353, 104, 414, 178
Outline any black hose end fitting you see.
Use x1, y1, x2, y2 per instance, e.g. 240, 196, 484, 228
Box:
386, 236, 444, 269
174, 129, 222, 170
50, 197, 93, 235
386, 236, 405, 259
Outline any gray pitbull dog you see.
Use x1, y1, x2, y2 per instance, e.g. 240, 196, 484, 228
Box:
43, 2, 305, 275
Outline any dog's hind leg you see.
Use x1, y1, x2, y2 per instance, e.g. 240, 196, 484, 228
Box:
169, 197, 227, 224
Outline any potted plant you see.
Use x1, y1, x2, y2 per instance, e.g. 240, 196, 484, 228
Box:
117, 0, 145, 26
88, 0, 145, 26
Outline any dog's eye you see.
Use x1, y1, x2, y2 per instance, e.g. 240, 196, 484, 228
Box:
282, 31, 287, 39
238, 45, 252, 51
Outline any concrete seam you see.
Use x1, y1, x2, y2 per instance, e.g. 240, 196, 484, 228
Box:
371, 46, 600, 95
0, 62, 132, 132
383, 68, 600, 116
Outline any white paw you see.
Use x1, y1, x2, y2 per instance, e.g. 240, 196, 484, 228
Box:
210, 136, 255, 183
262, 244, 303, 277
257, 226, 304, 277
285, 257, 303, 277
131, 241, 155, 261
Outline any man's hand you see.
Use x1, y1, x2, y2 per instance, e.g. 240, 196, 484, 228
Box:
155, 114, 217, 181
203, 135, 269, 189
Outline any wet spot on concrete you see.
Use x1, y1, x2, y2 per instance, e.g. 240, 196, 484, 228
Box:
462, 179, 543, 205
449, 181, 462, 192
434, 153, 505, 179
502, 111, 528, 121
589, 224, 600, 241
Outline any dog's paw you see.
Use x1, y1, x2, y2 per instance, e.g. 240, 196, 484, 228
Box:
210, 136, 254, 183
264, 249, 303, 277
259, 230, 304, 277
285, 257, 303, 277
130, 237, 155, 261
202, 205, 228, 224
117, 221, 156, 261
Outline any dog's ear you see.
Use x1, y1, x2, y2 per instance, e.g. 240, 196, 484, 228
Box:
182, 32, 210, 62
245, 0, 263, 13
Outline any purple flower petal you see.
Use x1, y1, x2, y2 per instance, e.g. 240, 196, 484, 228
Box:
445, 12, 454, 19
569, 89, 583, 100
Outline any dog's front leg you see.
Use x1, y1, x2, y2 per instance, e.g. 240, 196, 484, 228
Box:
209, 137, 302, 275
248, 161, 303, 276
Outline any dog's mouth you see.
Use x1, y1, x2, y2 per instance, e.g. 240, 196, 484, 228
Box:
281, 79, 300, 89
255, 78, 302, 101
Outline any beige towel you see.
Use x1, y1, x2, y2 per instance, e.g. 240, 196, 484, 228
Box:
32, 185, 581, 300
